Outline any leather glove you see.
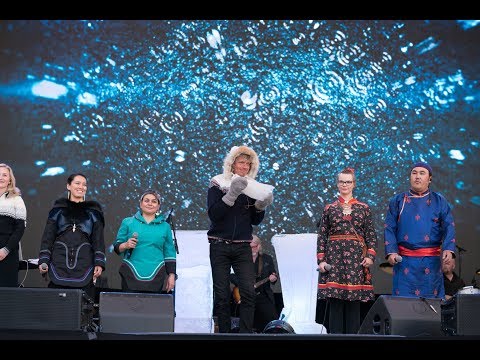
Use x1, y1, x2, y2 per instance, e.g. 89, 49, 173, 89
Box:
222, 176, 248, 206
255, 192, 273, 211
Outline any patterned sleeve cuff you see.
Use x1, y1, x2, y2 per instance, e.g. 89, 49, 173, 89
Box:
1, 247, 10, 255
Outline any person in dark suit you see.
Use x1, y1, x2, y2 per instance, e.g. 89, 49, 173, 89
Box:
442, 257, 465, 300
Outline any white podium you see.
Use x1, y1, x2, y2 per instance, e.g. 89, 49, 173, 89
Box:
174, 230, 214, 333
272, 233, 328, 334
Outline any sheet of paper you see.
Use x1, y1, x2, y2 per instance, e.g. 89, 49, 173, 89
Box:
242, 177, 274, 201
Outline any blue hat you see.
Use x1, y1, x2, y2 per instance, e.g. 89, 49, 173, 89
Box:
411, 162, 432, 175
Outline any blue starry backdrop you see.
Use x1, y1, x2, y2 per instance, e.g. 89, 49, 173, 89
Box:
1, 20, 479, 293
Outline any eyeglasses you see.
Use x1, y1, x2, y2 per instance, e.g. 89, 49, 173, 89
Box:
338, 180, 353, 185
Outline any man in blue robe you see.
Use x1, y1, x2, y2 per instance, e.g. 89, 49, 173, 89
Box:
384, 162, 456, 299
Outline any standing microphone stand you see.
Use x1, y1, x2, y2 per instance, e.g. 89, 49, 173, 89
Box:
165, 208, 179, 318
171, 213, 179, 254
456, 245, 467, 278
471, 274, 478, 289
166, 208, 179, 254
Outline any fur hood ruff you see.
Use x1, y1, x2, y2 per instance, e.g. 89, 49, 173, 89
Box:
210, 145, 260, 191
211, 145, 275, 200
222, 145, 259, 180
211, 145, 260, 191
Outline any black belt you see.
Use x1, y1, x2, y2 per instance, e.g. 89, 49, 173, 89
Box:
208, 239, 250, 245
209, 239, 233, 244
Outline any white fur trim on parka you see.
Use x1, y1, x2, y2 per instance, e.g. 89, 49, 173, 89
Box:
222, 145, 259, 180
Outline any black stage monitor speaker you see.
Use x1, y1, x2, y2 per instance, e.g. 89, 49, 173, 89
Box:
99, 292, 174, 333
358, 295, 444, 336
0, 287, 89, 331
441, 293, 480, 335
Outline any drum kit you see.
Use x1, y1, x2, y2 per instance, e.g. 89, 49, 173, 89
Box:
457, 285, 480, 295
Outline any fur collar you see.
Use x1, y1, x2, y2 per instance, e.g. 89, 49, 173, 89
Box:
53, 197, 103, 214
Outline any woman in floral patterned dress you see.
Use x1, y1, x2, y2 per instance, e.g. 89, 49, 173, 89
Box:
317, 167, 378, 334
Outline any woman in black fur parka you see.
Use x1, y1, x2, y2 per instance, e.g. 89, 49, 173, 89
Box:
38, 173, 106, 300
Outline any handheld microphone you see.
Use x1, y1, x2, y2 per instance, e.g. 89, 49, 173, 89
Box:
40, 263, 48, 280
395, 255, 403, 263
126, 232, 138, 259
420, 297, 438, 314
316, 263, 332, 272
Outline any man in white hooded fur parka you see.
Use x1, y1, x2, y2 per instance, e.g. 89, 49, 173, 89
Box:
207, 145, 273, 333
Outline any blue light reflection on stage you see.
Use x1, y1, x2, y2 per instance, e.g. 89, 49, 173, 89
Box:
1, 20, 479, 291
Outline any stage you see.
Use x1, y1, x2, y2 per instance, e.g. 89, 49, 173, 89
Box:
1, 282, 478, 355
7, 233, 480, 354
0, 329, 478, 356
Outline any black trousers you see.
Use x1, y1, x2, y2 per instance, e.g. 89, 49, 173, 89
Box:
0, 248, 18, 287
210, 242, 256, 333
328, 297, 361, 334
253, 294, 278, 333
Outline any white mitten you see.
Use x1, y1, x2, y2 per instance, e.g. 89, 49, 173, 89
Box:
254, 192, 273, 211
222, 176, 248, 206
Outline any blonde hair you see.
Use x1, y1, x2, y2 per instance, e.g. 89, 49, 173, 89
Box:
252, 234, 263, 255
0, 163, 21, 196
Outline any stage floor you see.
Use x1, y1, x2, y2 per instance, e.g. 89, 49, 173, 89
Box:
1, 329, 478, 355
